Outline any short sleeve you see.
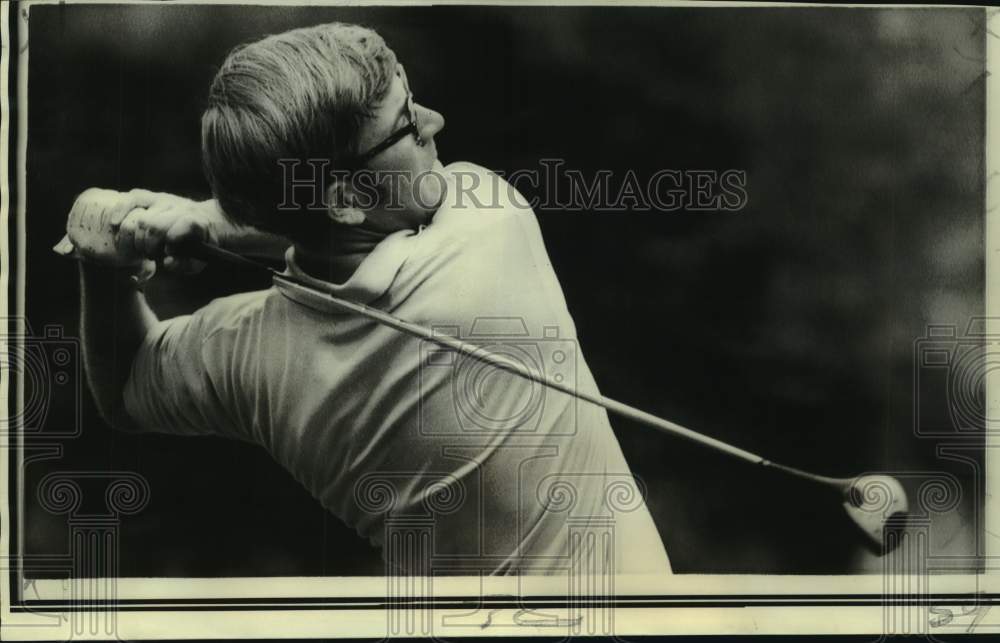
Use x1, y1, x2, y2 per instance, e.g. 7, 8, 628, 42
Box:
123, 313, 231, 437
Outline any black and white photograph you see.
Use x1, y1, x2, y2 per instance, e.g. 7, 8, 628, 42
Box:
1, 0, 997, 638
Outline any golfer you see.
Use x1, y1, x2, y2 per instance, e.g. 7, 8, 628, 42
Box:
65, 22, 671, 576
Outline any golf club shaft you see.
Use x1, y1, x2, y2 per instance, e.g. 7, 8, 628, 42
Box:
189, 241, 843, 489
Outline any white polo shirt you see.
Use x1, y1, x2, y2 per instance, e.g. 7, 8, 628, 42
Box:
124, 162, 671, 575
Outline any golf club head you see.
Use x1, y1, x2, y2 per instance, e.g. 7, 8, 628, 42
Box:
842, 474, 909, 554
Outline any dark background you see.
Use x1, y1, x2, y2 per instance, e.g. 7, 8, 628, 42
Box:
21, 5, 986, 575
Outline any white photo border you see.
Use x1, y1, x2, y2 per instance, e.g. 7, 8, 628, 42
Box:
1, 0, 998, 639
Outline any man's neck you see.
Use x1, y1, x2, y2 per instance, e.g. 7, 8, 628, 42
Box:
292, 223, 388, 285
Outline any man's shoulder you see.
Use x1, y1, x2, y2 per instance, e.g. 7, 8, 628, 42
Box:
440, 162, 533, 217
188, 288, 277, 341
443, 161, 492, 178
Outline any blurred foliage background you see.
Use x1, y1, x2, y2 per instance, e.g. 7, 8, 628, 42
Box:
23, 5, 986, 575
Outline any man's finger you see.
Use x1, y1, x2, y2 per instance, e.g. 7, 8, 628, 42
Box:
141, 219, 168, 258
143, 231, 166, 259
116, 208, 145, 258
107, 191, 138, 229
134, 218, 149, 257
126, 188, 162, 210
164, 216, 210, 256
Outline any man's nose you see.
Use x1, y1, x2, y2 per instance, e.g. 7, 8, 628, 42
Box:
418, 105, 445, 139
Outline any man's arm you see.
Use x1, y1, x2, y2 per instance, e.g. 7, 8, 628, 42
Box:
78, 263, 157, 429
65, 188, 287, 429
204, 200, 290, 262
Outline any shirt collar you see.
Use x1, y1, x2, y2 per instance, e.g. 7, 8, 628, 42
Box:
275, 229, 416, 312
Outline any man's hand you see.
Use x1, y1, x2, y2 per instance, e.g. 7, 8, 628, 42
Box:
60, 188, 290, 279
115, 189, 222, 276
62, 188, 223, 280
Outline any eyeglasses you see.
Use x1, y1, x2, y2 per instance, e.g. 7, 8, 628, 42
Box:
354, 65, 425, 166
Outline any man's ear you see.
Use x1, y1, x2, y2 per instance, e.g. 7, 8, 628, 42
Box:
325, 178, 366, 226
